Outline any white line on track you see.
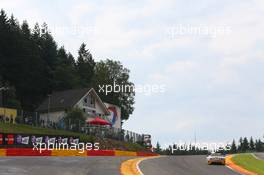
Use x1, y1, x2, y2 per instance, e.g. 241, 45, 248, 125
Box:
225, 165, 244, 175
136, 156, 163, 175
136, 159, 144, 175
251, 153, 261, 160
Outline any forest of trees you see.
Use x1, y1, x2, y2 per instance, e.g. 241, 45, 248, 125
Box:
0, 9, 134, 121
228, 136, 264, 153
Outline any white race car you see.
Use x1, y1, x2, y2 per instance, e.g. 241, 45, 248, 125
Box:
206, 152, 226, 165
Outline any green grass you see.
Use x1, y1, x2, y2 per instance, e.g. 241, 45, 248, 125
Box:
0, 122, 94, 142
232, 153, 264, 175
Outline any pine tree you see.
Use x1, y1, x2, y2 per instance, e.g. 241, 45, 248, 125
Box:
0, 9, 8, 25
31, 23, 42, 42
9, 14, 20, 32
76, 43, 95, 86
242, 137, 249, 152
230, 139, 237, 153
0, 9, 9, 77
39, 23, 58, 70
155, 142, 161, 153
238, 137, 243, 152
54, 47, 79, 90
21, 21, 30, 38
255, 139, 263, 152
249, 137, 255, 151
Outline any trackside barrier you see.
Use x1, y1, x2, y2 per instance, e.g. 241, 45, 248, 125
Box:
115, 151, 137, 156
0, 149, 6, 156
5, 148, 51, 156
51, 149, 87, 156
0, 148, 159, 157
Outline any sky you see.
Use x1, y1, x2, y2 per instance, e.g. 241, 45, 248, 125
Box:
1, 0, 264, 147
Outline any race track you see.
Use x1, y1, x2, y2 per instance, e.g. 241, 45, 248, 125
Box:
254, 152, 264, 160
0, 155, 247, 175
139, 155, 240, 175
0, 156, 134, 175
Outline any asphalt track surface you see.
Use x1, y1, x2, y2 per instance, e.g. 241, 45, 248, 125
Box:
0, 156, 135, 175
254, 152, 264, 160
139, 155, 240, 175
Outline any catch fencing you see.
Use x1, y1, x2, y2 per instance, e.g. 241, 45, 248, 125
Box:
1, 110, 144, 144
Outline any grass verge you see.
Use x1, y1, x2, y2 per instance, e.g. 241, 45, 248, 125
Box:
0, 122, 94, 142
0, 123, 147, 151
232, 153, 264, 175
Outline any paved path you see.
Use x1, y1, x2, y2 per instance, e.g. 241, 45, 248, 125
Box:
0, 156, 135, 175
139, 155, 240, 175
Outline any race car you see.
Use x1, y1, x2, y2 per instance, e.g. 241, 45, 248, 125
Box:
206, 152, 226, 165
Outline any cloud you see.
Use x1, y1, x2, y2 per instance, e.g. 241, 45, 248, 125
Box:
69, 2, 96, 25
207, 1, 264, 56
167, 61, 197, 73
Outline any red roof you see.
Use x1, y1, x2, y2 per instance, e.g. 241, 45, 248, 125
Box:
88, 117, 112, 126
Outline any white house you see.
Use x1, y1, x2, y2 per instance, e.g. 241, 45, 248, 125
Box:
37, 88, 121, 128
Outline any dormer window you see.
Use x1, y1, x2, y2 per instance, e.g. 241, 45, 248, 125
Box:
60, 98, 64, 103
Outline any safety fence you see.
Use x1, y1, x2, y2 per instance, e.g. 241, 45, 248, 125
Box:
84, 125, 143, 143
1, 110, 146, 145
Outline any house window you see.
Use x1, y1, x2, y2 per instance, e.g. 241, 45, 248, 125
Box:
60, 98, 64, 103
90, 95, 95, 106
84, 94, 95, 108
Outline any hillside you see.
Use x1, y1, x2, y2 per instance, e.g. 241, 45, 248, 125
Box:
0, 123, 148, 152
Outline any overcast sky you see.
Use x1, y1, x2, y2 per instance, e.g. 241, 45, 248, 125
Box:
2, 0, 264, 146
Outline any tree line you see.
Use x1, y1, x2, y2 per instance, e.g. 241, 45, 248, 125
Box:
228, 136, 264, 153
0, 9, 134, 121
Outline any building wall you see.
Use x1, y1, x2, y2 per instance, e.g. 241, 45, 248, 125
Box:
75, 92, 107, 118
0, 107, 17, 123
38, 90, 122, 128
39, 111, 65, 124
39, 93, 108, 125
